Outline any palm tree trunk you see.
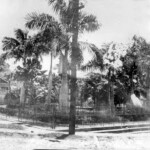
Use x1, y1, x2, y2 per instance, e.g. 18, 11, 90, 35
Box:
20, 57, 27, 106
146, 67, 150, 106
20, 81, 26, 105
46, 52, 53, 104
59, 50, 69, 111
8, 78, 11, 106
69, 0, 79, 135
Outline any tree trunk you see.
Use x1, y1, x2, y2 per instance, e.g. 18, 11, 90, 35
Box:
20, 81, 26, 106
110, 80, 115, 115
20, 57, 27, 106
59, 50, 69, 111
146, 67, 150, 106
46, 52, 53, 104
69, 0, 79, 135
8, 79, 11, 106
108, 68, 115, 115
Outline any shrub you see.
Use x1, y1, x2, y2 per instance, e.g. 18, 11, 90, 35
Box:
123, 105, 150, 121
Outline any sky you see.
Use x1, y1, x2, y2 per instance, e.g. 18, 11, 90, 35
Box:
0, 0, 150, 76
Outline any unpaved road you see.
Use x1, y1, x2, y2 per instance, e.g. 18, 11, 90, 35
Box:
1, 132, 150, 150
0, 118, 150, 150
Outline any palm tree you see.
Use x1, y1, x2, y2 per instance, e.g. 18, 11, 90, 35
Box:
2, 29, 33, 105
26, 0, 100, 134
67, 0, 79, 134
26, 13, 61, 104
26, 14, 72, 110
48, 0, 100, 134
58, 38, 70, 110
2, 29, 46, 105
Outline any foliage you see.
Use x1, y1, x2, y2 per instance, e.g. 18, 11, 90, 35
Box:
26, 73, 61, 105
48, 0, 100, 34
123, 104, 150, 121
4, 90, 20, 107
115, 36, 150, 99
0, 55, 11, 76
81, 36, 150, 108
2, 29, 34, 62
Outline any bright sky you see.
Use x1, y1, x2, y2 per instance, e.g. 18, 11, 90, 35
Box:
0, 0, 150, 76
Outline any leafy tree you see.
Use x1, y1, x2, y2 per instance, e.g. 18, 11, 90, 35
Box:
129, 36, 150, 103
78, 73, 108, 108
30, 71, 48, 104
26, 72, 61, 105
115, 36, 150, 106
116, 46, 139, 99
81, 43, 128, 113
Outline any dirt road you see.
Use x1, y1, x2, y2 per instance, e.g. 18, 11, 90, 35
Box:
0, 118, 150, 150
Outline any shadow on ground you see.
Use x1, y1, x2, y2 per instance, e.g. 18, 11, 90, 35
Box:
56, 134, 69, 139
34, 149, 70, 150
96, 126, 150, 134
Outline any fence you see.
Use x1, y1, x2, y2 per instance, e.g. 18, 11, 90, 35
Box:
0, 104, 150, 128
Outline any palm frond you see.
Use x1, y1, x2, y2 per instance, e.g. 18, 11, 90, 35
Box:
48, 0, 75, 29
48, 0, 68, 14
1, 53, 9, 60
79, 42, 104, 60
1, 51, 21, 62
34, 43, 49, 56
14, 29, 28, 43
81, 59, 104, 72
79, 13, 100, 33
24, 39, 34, 56
2, 37, 20, 51
26, 13, 59, 31
79, 43, 104, 71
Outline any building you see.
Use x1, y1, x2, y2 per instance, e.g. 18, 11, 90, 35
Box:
0, 77, 9, 104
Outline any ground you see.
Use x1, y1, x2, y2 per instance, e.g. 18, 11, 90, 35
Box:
0, 115, 150, 150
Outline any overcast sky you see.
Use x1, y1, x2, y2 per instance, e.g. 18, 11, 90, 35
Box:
0, 0, 150, 74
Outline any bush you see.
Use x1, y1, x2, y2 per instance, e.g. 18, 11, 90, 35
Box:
36, 114, 51, 122
4, 92, 20, 107
91, 114, 121, 123
6, 108, 17, 116
123, 105, 150, 121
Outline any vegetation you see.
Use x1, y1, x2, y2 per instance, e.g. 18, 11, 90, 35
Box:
0, 0, 150, 135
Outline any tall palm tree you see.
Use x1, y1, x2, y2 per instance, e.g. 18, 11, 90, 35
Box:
48, 0, 100, 134
26, 0, 100, 134
26, 13, 61, 104
68, 0, 79, 134
26, 5, 99, 105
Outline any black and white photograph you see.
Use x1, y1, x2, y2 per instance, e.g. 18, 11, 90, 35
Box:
0, 0, 150, 149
